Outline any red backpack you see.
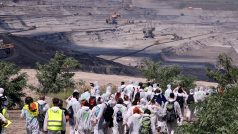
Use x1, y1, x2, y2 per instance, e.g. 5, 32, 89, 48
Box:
89, 97, 96, 109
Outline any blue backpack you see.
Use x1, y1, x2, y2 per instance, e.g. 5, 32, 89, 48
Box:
116, 108, 123, 123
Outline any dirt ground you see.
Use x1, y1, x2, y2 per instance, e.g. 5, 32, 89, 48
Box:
7, 110, 25, 134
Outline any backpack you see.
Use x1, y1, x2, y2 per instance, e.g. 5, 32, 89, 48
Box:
103, 103, 114, 127
152, 94, 158, 101
68, 106, 74, 119
89, 97, 96, 110
37, 103, 46, 129
187, 94, 195, 105
139, 115, 152, 134
116, 108, 123, 123
95, 106, 100, 117
155, 94, 167, 106
164, 101, 178, 122
82, 110, 90, 121
134, 92, 140, 100
176, 95, 184, 108
82, 109, 91, 130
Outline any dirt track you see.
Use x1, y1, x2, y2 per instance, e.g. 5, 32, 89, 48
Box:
7, 110, 25, 134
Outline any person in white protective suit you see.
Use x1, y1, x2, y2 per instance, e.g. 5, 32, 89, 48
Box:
112, 98, 127, 134
75, 100, 92, 134
91, 97, 106, 134
90, 81, 101, 98
126, 107, 143, 134
165, 84, 172, 100
124, 81, 134, 100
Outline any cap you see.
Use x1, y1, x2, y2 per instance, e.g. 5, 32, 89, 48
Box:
0, 88, 4, 94
73, 89, 79, 93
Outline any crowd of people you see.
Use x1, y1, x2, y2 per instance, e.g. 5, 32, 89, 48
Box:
0, 81, 215, 134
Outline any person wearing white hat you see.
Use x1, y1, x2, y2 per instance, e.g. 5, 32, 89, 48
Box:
91, 97, 106, 134
80, 89, 90, 102
67, 92, 80, 134
163, 93, 182, 134
65, 89, 79, 103
90, 82, 101, 98
101, 84, 112, 102
124, 81, 134, 100
165, 84, 172, 100
112, 98, 127, 134
120, 82, 126, 92
146, 86, 154, 101
152, 83, 159, 91
186, 89, 197, 122
0, 88, 7, 108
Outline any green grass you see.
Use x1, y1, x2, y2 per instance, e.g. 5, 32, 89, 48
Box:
47, 88, 75, 100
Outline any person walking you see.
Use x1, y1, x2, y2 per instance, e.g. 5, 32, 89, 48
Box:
147, 100, 160, 134
80, 89, 91, 102
164, 84, 172, 100
0, 99, 10, 134
112, 98, 127, 134
139, 109, 152, 134
75, 99, 92, 134
44, 98, 66, 134
175, 87, 187, 117
126, 107, 143, 134
186, 89, 197, 122
0, 112, 7, 134
163, 93, 182, 134
91, 97, 106, 134
21, 97, 40, 134
58, 100, 70, 134
37, 96, 50, 134
67, 92, 80, 134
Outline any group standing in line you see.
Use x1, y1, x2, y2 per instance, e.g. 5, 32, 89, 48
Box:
1, 80, 215, 134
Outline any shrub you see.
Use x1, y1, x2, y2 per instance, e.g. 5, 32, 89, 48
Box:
207, 54, 238, 88
0, 61, 27, 107
177, 84, 238, 134
141, 60, 195, 90
36, 52, 79, 94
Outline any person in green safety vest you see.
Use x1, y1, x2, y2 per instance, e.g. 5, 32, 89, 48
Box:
0, 98, 10, 134
43, 98, 66, 134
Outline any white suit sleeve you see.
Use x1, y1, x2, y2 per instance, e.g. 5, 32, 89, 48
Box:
175, 102, 182, 120
0, 113, 7, 124
62, 111, 66, 131
43, 110, 49, 131
127, 116, 132, 127
96, 103, 106, 120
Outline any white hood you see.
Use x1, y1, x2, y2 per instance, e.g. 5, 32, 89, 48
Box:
51, 106, 60, 112
37, 100, 47, 105
106, 85, 112, 94
115, 104, 124, 108
167, 84, 171, 90
81, 106, 90, 111
148, 86, 153, 92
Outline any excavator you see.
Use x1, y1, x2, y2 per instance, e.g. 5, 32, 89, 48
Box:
0, 40, 14, 57
106, 12, 121, 24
